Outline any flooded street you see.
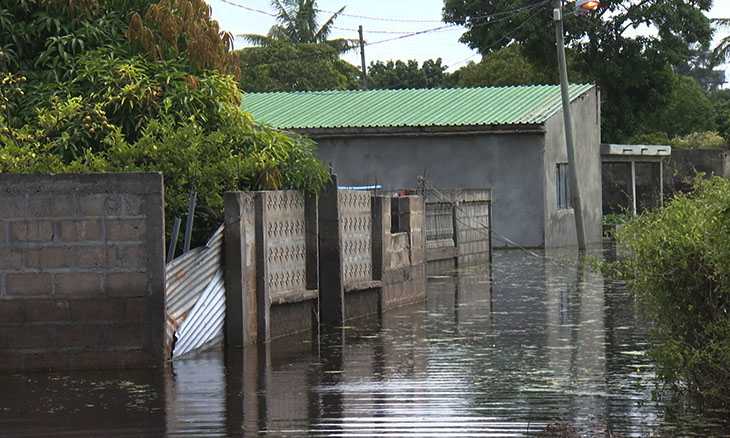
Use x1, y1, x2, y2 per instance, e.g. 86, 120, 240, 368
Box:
1, 249, 728, 436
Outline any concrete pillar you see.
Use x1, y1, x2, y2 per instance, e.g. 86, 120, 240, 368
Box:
224, 192, 257, 346
371, 196, 388, 282
254, 193, 270, 343
318, 176, 344, 326
305, 192, 319, 291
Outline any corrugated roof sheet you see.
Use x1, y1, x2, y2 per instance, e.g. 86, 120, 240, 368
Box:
241, 84, 595, 130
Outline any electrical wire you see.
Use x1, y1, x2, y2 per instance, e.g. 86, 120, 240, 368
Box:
213, 0, 277, 17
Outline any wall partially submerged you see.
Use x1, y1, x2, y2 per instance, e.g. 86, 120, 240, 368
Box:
0, 173, 165, 371
224, 179, 439, 343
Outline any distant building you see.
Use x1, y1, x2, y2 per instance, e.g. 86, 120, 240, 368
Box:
243, 85, 602, 248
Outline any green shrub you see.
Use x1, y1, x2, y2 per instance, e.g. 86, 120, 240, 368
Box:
616, 176, 730, 407
0, 1, 330, 249
670, 131, 728, 149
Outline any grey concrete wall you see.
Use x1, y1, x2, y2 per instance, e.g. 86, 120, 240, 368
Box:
0, 173, 165, 371
662, 149, 730, 195
382, 196, 426, 309
224, 192, 257, 346
314, 132, 545, 248
225, 190, 318, 344
542, 88, 603, 247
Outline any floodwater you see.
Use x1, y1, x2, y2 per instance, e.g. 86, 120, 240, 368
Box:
1, 249, 729, 437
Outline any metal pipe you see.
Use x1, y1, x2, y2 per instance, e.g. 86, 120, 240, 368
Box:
167, 217, 181, 262
183, 191, 197, 253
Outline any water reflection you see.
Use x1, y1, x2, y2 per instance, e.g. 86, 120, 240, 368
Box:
1, 249, 729, 436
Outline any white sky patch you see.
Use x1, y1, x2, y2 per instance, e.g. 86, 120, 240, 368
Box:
208, 0, 729, 81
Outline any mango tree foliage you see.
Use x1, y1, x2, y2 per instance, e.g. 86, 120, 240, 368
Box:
442, 0, 714, 142
0, 0, 330, 246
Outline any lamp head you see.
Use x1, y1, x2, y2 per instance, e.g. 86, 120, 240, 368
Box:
575, 0, 599, 15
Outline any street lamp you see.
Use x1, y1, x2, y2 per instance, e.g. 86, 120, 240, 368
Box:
575, 0, 600, 15
552, 0, 599, 251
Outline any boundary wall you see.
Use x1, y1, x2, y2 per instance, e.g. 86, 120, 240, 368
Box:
0, 173, 165, 371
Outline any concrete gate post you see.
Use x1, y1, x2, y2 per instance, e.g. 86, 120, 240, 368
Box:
318, 176, 344, 326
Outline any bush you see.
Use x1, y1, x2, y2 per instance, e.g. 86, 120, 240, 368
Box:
0, 1, 330, 249
616, 176, 730, 407
630, 131, 728, 149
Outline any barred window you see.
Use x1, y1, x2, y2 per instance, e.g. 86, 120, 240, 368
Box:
556, 163, 572, 209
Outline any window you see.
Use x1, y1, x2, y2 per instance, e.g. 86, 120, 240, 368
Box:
556, 163, 572, 209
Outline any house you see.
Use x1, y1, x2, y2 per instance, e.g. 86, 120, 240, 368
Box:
242, 84, 602, 248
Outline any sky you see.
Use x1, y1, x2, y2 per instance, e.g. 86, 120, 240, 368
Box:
208, 0, 730, 78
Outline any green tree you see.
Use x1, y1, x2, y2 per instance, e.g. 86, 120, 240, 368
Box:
368, 58, 450, 89
644, 75, 717, 138
0, 0, 330, 246
710, 88, 730, 142
237, 41, 361, 92
442, 0, 714, 142
451, 44, 551, 87
240, 0, 356, 54
711, 18, 730, 66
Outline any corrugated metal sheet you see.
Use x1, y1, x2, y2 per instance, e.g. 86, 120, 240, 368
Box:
241, 84, 594, 130
172, 269, 226, 359
165, 224, 225, 359
166, 224, 224, 317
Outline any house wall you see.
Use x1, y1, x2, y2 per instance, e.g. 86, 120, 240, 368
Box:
542, 88, 603, 247
313, 133, 545, 248
0, 173, 166, 371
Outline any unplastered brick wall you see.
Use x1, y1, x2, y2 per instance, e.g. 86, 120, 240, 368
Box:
0, 173, 165, 371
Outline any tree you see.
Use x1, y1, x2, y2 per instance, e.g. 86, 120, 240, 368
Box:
368, 58, 450, 89
711, 18, 730, 66
451, 43, 551, 87
710, 88, 730, 142
237, 41, 361, 92
643, 75, 717, 138
240, 0, 356, 54
0, 0, 330, 246
674, 46, 726, 92
442, 0, 714, 142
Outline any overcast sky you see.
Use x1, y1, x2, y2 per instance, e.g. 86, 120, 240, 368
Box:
208, 0, 730, 77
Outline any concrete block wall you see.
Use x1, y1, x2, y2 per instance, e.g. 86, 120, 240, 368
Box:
0, 173, 165, 371
662, 149, 730, 195
225, 182, 429, 343
382, 196, 426, 309
225, 190, 318, 344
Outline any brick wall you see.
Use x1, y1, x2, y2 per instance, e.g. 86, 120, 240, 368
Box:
0, 173, 165, 371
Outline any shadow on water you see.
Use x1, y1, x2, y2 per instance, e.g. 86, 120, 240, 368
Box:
1, 248, 729, 436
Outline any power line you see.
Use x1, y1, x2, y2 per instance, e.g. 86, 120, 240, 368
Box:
313, 8, 443, 24
213, 0, 277, 17
367, 25, 458, 46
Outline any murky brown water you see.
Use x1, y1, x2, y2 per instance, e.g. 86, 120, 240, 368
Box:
1, 249, 728, 437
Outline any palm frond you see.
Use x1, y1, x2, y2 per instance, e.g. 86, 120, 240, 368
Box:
711, 18, 730, 66
239, 33, 276, 47
313, 5, 345, 43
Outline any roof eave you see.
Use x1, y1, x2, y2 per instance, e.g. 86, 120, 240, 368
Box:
292, 123, 547, 139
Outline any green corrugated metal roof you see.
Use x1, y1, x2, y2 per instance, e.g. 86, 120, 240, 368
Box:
241, 84, 594, 130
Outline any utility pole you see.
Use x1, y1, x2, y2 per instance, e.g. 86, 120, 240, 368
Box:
358, 25, 368, 89
553, 0, 587, 251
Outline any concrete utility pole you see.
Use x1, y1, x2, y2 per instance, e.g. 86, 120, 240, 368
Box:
359, 25, 368, 89
553, 0, 587, 251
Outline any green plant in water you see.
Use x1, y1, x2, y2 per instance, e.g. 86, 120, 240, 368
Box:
615, 176, 730, 408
